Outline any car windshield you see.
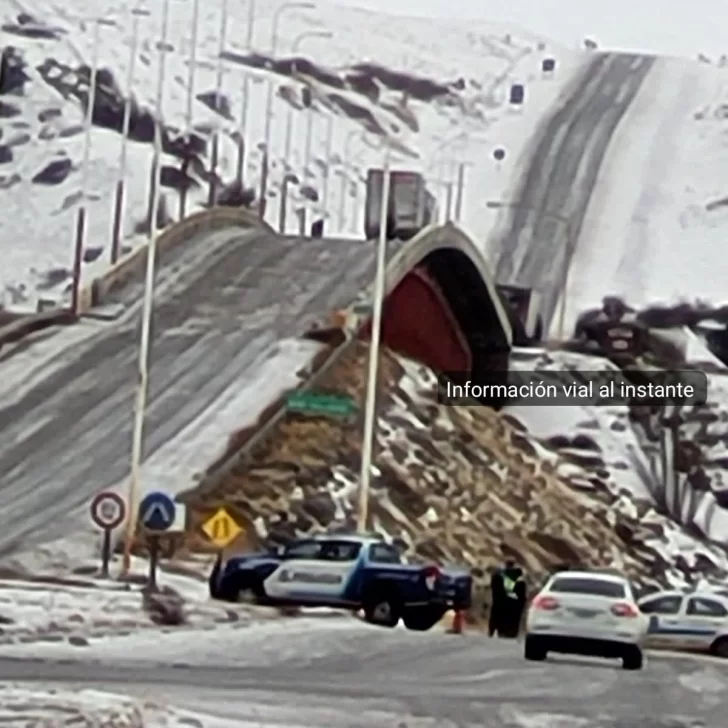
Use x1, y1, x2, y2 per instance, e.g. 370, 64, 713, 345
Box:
549, 576, 626, 598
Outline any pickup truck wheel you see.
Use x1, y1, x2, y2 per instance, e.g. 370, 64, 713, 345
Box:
402, 606, 445, 631
710, 636, 728, 658
237, 581, 265, 605
364, 595, 401, 628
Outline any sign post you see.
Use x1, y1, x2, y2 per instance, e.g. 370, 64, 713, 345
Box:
138, 491, 176, 591
89, 492, 126, 578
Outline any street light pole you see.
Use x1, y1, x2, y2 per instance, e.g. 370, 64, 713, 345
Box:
179, 0, 200, 219
283, 30, 332, 166
357, 139, 391, 533
262, 2, 315, 156
337, 129, 359, 232
121, 0, 172, 575
235, 0, 256, 185
71, 16, 116, 314
321, 113, 334, 216
453, 161, 471, 222
207, 0, 230, 206
486, 200, 574, 339
111, 8, 147, 265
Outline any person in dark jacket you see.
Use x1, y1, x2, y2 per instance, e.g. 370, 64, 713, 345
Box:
263, 511, 296, 552
488, 557, 527, 638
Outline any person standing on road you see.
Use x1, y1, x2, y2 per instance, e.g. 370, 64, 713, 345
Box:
488, 556, 527, 638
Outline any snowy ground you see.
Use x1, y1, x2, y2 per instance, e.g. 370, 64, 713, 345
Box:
562, 55, 728, 332
0, 552, 256, 645
0, 686, 245, 727
0, 616, 361, 666
1, 0, 585, 309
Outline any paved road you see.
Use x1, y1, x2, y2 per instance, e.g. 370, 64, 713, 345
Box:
494, 53, 654, 333
0, 229, 385, 556
0, 622, 724, 726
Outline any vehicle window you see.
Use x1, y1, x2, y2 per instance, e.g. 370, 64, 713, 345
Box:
686, 597, 728, 617
283, 540, 323, 559
549, 576, 626, 598
319, 541, 361, 561
639, 596, 682, 615
369, 543, 402, 564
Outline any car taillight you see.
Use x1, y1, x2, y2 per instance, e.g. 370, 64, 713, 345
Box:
611, 602, 639, 618
422, 565, 441, 590
532, 595, 560, 610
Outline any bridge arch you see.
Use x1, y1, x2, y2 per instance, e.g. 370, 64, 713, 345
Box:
359, 222, 512, 377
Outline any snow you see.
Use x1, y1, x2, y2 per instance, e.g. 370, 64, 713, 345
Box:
133, 337, 323, 499
1, 0, 585, 307
0, 686, 247, 727
0, 614, 364, 666
337, 0, 728, 61
563, 55, 728, 329
0, 549, 256, 645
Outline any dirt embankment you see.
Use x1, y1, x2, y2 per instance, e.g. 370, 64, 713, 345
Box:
177, 340, 701, 618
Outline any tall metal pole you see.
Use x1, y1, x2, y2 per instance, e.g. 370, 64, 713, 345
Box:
303, 102, 314, 174
337, 129, 359, 232
71, 18, 111, 314
111, 9, 146, 264
454, 162, 466, 221
207, 0, 229, 206
262, 2, 314, 156
357, 140, 390, 533
179, 0, 200, 219
121, 0, 171, 575
336, 170, 346, 230
349, 179, 358, 234
283, 30, 331, 168
235, 0, 256, 184
321, 114, 333, 213
445, 181, 453, 221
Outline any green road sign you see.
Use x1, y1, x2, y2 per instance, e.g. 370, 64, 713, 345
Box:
286, 392, 357, 417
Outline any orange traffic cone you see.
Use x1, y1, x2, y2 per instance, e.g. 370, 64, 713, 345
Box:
447, 609, 464, 634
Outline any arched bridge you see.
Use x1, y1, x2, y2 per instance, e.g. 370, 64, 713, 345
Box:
0, 211, 512, 555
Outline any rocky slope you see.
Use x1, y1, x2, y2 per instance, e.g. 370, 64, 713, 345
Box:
178, 339, 728, 618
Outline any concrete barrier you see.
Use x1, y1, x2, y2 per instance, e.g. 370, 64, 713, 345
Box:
0, 308, 75, 353
79, 207, 273, 312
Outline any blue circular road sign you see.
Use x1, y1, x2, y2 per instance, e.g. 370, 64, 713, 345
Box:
139, 491, 176, 531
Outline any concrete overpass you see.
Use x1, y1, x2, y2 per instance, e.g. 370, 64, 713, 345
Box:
0, 210, 511, 556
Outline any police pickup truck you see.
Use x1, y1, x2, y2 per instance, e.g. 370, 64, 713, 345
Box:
208, 534, 472, 630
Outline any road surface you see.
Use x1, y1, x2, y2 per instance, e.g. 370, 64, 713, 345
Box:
0, 620, 723, 726
0, 229, 387, 556
494, 52, 654, 333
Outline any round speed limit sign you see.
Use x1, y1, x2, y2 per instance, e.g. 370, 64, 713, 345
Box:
90, 491, 126, 530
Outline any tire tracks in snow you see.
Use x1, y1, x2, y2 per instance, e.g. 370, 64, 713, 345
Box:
495, 52, 654, 331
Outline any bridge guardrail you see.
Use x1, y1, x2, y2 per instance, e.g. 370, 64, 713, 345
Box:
80, 206, 273, 312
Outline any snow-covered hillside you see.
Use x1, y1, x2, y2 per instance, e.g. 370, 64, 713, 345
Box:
0, 0, 582, 310
337, 0, 728, 61
562, 56, 728, 332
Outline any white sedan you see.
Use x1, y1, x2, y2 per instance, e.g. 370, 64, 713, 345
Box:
524, 570, 648, 670
638, 590, 728, 657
